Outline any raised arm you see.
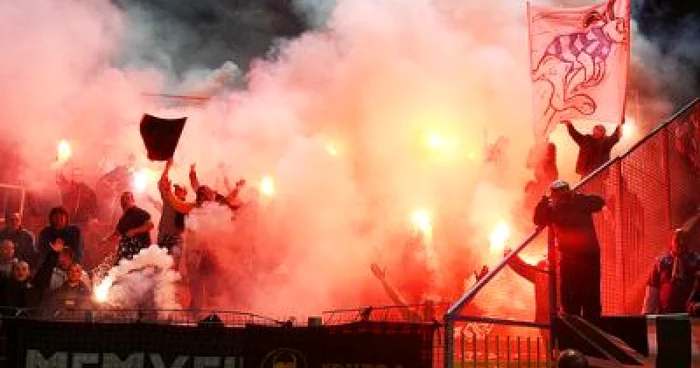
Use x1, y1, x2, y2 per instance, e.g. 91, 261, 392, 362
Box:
563, 120, 585, 146
189, 164, 201, 192
158, 176, 195, 214
370, 263, 422, 321
504, 250, 539, 283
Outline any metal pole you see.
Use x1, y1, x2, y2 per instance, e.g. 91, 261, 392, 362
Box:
547, 225, 558, 361
445, 317, 455, 368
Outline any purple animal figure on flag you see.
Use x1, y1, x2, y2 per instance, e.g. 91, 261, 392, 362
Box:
530, 0, 629, 141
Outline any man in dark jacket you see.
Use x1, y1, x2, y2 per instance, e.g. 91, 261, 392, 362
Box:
534, 180, 605, 320
0, 212, 37, 267
561, 119, 624, 178
37, 207, 84, 263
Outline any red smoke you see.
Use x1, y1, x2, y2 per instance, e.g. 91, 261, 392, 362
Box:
0, 0, 673, 322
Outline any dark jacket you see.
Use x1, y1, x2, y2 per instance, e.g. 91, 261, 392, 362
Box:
648, 251, 700, 314
567, 124, 621, 176
0, 250, 58, 313
0, 227, 36, 267
533, 193, 605, 256
37, 225, 83, 263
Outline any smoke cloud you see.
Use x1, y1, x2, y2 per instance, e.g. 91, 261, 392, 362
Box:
95, 245, 181, 318
0, 0, 694, 321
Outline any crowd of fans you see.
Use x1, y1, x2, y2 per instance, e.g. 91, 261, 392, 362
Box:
0, 118, 698, 325
0, 158, 245, 316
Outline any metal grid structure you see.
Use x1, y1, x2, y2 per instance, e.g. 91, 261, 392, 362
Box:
0, 307, 282, 327
0, 183, 25, 221
443, 98, 700, 367
578, 99, 700, 314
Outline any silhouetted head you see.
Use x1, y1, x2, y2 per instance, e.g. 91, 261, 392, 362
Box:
592, 124, 606, 139
173, 184, 187, 201
671, 229, 688, 256
5, 212, 21, 231
550, 180, 572, 205
196, 186, 216, 204
556, 349, 588, 368
120, 191, 136, 211
48, 207, 69, 229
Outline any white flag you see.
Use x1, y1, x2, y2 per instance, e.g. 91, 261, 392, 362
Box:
529, 0, 630, 141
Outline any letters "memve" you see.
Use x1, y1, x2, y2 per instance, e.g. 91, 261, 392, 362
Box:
25, 350, 243, 368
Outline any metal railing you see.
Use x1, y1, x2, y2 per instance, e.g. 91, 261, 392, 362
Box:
443, 97, 700, 367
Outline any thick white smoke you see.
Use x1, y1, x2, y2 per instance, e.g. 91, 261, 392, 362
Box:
0, 0, 687, 321
95, 245, 181, 317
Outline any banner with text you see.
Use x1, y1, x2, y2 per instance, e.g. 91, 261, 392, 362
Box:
4, 319, 435, 368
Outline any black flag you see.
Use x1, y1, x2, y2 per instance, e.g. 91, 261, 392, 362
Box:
139, 114, 187, 161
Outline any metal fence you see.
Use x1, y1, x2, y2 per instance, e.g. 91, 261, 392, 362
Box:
0, 183, 25, 221
443, 98, 700, 367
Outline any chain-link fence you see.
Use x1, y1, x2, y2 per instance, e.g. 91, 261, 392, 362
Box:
443, 99, 700, 367
578, 99, 700, 315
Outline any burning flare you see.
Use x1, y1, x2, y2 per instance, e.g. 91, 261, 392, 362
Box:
325, 141, 339, 156
260, 175, 275, 197
56, 139, 72, 163
489, 220, 511, 253
411, 208, 433, 238
425, 131, 447, 151
94, 276, 113, 304
131, 168, 151, 193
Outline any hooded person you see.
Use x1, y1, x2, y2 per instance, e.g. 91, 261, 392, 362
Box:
643, 229, 700, 314
534, 180, 605, 321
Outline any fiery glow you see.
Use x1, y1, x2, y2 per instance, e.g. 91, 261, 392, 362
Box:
260, 175, 275, 197
411, 208, 433, 238
94, 277, 113, 303
56, 139, 72, 163
325, 141, 339, 156
425, 131, 448, 151
489, 220, 511, 253
131, 168, 150, 193
622, 116, 636, 140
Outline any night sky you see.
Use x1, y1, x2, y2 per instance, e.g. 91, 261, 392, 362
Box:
115, 0, 699, 105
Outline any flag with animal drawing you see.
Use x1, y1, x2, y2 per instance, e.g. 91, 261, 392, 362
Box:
528, 0, 630, 141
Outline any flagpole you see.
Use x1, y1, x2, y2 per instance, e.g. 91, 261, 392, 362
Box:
526, 1, 537, 140
620, 0, 632, 126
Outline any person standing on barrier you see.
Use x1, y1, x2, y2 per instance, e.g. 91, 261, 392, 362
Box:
561, 119, 624, 178
534, 180, 605, 321
643, 229, 700, 314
